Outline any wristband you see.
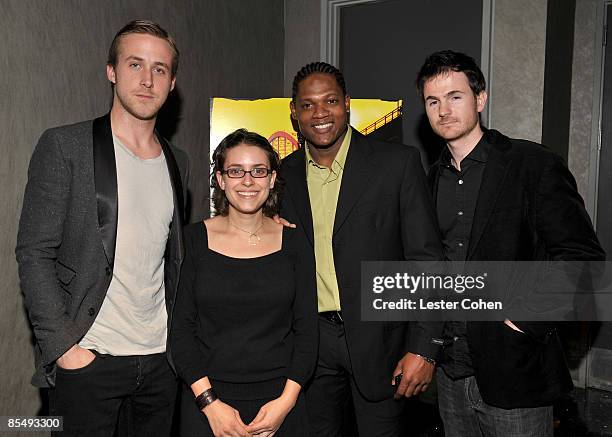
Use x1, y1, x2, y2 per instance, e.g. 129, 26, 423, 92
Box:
416, 354, 436, 365
195, 388, 218, 411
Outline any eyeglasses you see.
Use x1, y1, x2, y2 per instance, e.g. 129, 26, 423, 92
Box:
222, 167, 272, 178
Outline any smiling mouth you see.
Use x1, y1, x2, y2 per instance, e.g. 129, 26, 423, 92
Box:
312, 122, 333, 131
237, 191, 259, 197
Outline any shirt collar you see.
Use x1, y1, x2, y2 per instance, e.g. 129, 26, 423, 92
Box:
305, 126, 352, 173
438, 133, 489, 168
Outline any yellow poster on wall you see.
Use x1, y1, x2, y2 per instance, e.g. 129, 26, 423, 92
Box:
210, 97, 402, 160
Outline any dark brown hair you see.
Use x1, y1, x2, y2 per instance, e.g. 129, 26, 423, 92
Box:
416, 50, 485, 98
211, 129, 283, 217
108, 20, 179, 77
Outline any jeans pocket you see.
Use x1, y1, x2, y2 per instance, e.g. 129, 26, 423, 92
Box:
56, 350, 99, 375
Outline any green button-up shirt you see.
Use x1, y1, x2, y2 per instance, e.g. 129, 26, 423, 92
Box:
305, 127, 352, 312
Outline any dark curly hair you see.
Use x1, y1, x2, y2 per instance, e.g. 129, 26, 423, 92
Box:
291, 61, 347, 101
416, 50, 486, 98
211, 129, 283, 217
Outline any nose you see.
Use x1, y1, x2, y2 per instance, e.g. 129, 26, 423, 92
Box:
140, 69, 153, 88
439, 100, 450, 117
242, 172, 254, 186
313, 103, 329, 118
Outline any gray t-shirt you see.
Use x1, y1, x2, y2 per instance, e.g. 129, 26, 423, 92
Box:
80, 135, 173, 355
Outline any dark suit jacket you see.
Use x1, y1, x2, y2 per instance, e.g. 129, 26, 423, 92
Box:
16, 114, 188, 387
280, 129, 444, 401
428, 129, 605, 408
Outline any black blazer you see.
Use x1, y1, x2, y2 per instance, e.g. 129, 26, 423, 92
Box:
428, 129, 605, 408
16, 114, 188, 387
280, 129, 444, 401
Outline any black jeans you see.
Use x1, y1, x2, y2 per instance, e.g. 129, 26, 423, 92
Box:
49, 351, 178, 436
305, 316, 405, 437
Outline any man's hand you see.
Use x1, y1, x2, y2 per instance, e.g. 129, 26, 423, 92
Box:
392, 352, 434, 399
203, 400, 251, 437
56, 345, 96, 370
272, 215, 296, 228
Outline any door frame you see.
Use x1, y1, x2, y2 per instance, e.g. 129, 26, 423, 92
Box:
584, 0, 612, 392
319, 0, 495, 126
588, 0, 611, 221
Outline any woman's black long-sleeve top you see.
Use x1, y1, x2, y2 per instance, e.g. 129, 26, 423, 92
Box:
170, 222, 318, 388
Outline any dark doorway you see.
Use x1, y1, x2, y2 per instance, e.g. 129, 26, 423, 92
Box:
339, 0, 484, 166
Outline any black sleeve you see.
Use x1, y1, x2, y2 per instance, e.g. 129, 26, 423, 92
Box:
516, 154, 605, 340
285, 230, 318, 387
535, 154, 604, 262
399, 147, 445, 359
169, 226, 209, 386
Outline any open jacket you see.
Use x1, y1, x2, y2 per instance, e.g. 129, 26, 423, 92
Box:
280, 129, 445, 401
428, 129, 604, 408
16, 114, 188, 387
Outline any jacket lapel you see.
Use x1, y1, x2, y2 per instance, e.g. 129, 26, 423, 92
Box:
284, 148, 315, 246
333, 131, 374, 236
467, 131, 512, 259
93, 114, 118, 267
158, 134, 185, 262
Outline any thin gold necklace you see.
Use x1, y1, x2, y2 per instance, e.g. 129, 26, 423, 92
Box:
228, 218, 264, 246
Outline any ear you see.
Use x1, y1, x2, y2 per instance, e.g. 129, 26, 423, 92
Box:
344, 94, 351, 112
476, 91, 488, 113
290, 101, 297, 120
269, 170, 277, 189
170, 76, 176, 92
215, 171, 225, 190
106, 64, 116, 84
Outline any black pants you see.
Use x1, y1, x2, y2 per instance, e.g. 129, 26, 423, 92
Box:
305, 316, 405, 437
179, 378, 309, 436
49, 351, 178, 436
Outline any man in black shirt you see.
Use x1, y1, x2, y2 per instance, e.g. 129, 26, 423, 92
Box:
417, 50, 604, 436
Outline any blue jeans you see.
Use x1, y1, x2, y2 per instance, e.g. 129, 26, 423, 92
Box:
436, 369, 553, 437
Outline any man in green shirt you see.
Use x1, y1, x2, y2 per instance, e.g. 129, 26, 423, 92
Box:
280, 61, 444, 436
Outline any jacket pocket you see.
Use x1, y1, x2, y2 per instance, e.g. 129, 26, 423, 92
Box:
55, 261, 76, 287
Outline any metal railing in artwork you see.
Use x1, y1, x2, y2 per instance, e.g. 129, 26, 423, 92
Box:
360, 104, 403, 136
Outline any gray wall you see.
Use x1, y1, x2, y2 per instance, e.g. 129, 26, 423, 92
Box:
284, 0, 321, 96
488, 0, 548, 142
569, 0, 598, 204
1, 0, 284, 430
489, 0, 599, 203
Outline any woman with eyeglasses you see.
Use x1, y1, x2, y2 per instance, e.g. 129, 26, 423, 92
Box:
170, 129, 317, 437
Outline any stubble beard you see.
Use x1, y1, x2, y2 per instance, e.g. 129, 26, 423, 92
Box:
114, 89, 164, 121
435, 116, 480, 144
